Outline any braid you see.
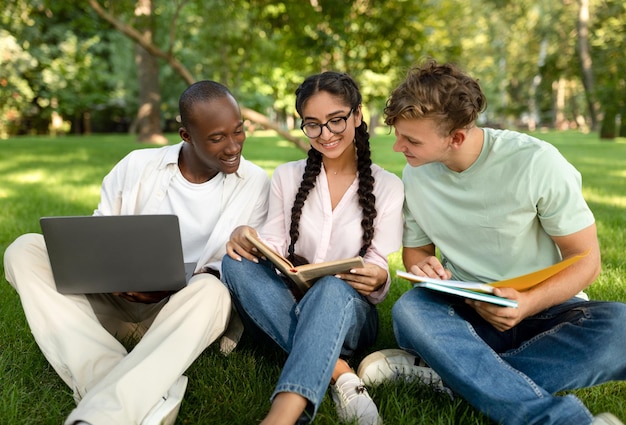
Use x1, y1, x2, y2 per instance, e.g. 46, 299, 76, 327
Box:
288, 147, 322, 264
355, 122, 377, 257
293, 70, 378, 261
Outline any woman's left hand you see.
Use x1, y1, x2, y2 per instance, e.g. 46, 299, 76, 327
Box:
335, 263, 387, 297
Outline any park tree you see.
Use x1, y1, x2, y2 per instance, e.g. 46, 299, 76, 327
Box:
577, 0, 598, 131
241, 0, 436, 133
2, 0, 624, 142
589, 0, 626, 139
88, 0, 310, 149
0, 0, 136, 136
477, 0, 625, 137
0, 28, 35, 138
133, 0, 167, 144
473, 0, 589, 130
86, 0, 457, 148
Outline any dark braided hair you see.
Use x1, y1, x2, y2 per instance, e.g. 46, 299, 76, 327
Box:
288, 72, 377, 264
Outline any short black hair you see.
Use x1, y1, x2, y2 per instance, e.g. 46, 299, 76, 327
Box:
179, 80, 234, 128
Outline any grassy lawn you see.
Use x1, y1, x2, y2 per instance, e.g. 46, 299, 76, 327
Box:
1, 130, 625, 424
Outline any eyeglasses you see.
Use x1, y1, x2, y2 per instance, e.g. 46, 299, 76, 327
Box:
300, 109, 353, 139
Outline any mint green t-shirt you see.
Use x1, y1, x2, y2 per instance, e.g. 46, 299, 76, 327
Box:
402, 128, 595, 283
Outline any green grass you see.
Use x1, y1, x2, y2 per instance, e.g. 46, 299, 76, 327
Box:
1, 130, 625, 424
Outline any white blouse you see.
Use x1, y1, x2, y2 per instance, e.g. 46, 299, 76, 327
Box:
259, 159, 404, 304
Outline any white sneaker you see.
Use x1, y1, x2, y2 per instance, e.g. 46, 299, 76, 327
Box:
357, 349, 447, 393
593, 413, 625, 425
141, 375, 188, 425
330, 373, 382, 425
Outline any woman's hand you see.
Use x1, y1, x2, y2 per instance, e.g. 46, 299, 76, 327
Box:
336, 263, 388, 297
225, 225, 262, 262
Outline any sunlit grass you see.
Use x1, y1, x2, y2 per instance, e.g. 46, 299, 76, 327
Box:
0, 130, 624, 424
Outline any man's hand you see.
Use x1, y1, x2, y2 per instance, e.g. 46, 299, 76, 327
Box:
465, 287, 533, 332
408, 255, 452, 280
113, 291, 174, 304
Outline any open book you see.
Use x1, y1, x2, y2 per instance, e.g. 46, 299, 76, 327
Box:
397, 250, 589, 308
244, 230, 364, 296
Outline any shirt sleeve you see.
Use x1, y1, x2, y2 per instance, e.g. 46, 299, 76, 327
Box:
532, 145, 595, 236
401, 166, 433, 248
93, 155, 131, 216
258, 162, 296, 256
363, 167, 404, 304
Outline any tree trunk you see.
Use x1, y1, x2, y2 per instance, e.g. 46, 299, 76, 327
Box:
553, 78, 566, 130
88, 0, 308, 151
599, 108, 616, 140
134, 0, 167, 144
368, 105, 380, 136
576, 0, 598, 131
241, 107, 309, 151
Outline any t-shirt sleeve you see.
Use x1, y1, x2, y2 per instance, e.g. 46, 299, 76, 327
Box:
533, 145, 595, 236
401, 167, 433, 248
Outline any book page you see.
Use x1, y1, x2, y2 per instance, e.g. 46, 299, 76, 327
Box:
397, 250, 589, 293
296, 257, 365, 286
243, 229, 364, 294
417, 282, 518, 308
489, 250, 589, 290
396, 271, 495, 293
243, 230, 295, 273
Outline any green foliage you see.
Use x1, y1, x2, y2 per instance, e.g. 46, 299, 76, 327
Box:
0, 131, 625, 424
2, 0, 625, 137
0, 1, 136, 135
591, 0, 626, 136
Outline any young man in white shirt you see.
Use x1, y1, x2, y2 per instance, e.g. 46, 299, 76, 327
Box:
4, 80, 270, 425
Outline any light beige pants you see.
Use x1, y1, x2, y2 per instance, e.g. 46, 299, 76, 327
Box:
4, 233, 231, 425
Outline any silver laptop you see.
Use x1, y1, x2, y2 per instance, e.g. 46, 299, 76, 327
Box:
40, 215, 196, 294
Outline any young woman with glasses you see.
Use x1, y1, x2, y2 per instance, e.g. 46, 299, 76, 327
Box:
221, 71, 404, 425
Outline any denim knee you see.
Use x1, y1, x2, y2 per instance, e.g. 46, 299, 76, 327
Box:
305, 276, 355, 299
392, 289, 427, 348
391, 290, 413, 332
602, 301, 626, 328
220, 254, 237, 291
301, 276, 378, 353
590, 301, 626, 371
221, 254, 262, 292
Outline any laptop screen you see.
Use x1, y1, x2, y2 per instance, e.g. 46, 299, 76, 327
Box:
40, 215, 191, 294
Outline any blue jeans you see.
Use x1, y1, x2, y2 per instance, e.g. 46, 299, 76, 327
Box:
393, 288, 626, 425
222, 256, 378, 422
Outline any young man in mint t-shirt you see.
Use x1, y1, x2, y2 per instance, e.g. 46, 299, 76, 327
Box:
358, 60, 626, 425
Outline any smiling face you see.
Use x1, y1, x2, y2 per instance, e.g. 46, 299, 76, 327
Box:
178, 94, 245, 181
392, 117, 453, 168
300, 90, 362, 160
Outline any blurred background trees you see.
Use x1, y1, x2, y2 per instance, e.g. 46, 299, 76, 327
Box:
1, 0, 624, 142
